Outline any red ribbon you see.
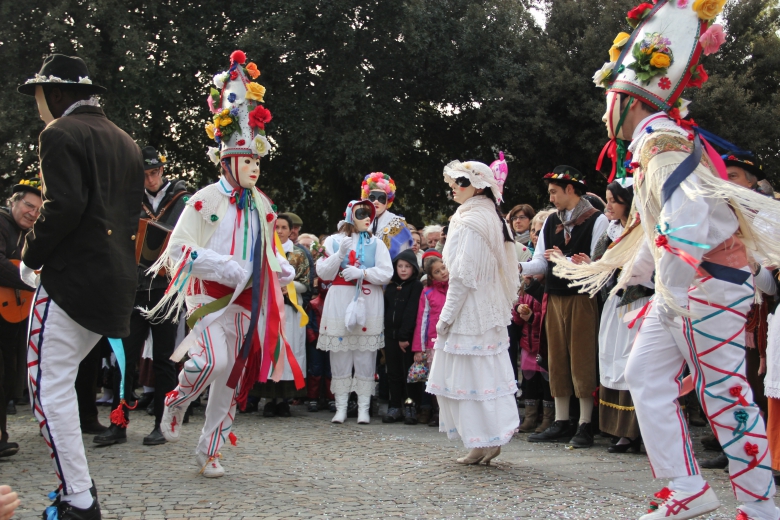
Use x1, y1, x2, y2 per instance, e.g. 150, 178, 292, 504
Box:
655, 235, 703, 274
597, 139, 618, 182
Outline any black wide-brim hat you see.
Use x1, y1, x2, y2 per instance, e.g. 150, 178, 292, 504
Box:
18, 54, 106, 96
543, 165, 587, 188
722, 151, 765, 181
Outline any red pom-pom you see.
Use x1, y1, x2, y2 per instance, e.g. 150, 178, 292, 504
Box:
730, 385, 742, 397
266, 213, 274, 222
194, 200, 203, 211
230, 50, 247, 64
236, 139, 246, 146
362, 327, 367, 332
745, 442, 759, 457
654, 235, 668, 248
228, 432, 238, 446
109, 402, 129, 428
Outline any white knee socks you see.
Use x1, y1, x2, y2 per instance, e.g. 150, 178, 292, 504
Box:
579, 397, 593, 424
554, 396, 570, 421
63, 489, 94, 509
671, 475, 705, 493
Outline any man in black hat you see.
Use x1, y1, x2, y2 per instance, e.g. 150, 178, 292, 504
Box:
0, 180, 42, 459
94, 146, 188, 448
18, 54, 144, 519
518, 166, 608, 448
723, 151, 766, 192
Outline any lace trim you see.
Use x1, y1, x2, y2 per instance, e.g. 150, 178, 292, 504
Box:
330, 376, 376, 396
765, 383, 780, 400
426, 381, 518, 401
438, 338, 509, 356
187, 184, 224, 224
599, 399, 635, 412
442, 426, 518, 448
317, 333, 384, 352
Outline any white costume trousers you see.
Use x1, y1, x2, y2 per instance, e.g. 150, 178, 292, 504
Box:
625, 274, 775, 503
27, 285, 101, 495
329, 350, 376, 397
165, 304, 248, 457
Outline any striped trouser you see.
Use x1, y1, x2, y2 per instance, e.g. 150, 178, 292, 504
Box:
165, 304, 249, 457
625, 273, 776, 503
27, 285, 101, 495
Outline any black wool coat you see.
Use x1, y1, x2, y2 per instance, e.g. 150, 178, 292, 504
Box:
383, 248, 423, 342
23, 106, 144, 338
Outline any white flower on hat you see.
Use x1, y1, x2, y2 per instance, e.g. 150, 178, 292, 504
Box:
251, 135, 271, 157
206, 146, 221, 165
593, 61, 616, 89
213, 72, 228, 90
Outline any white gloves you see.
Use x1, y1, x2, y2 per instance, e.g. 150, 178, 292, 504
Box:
436, 319, 450, 338
337, 237, 353, 259
341, 266, 363, 282
221, 260, 247, 287
655, 288, 688, 329
19, 262, 40, 289
277, 252, 295, 285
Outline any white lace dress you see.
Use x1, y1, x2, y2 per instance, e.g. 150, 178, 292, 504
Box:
315, 232, 393, 352
426, 196, 521, 448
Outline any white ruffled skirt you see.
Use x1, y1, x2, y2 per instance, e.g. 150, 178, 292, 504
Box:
427, 325, 520, 448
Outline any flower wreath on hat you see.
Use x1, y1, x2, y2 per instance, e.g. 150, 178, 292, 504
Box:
360, 172, 396, 208
443, 160, 504, 202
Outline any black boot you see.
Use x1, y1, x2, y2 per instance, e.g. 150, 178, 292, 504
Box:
700, 452, 728, 469
93, 424, 127, 446
80, 419, 108, 435
568, 422, 594, 448
528, 420, 575, 443
47, 498, 102, 520
136, 392, 154, 411
43, 482, 99, 520
142, 426, 166, 446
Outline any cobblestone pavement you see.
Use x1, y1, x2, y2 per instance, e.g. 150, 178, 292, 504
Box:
4, 401, 742, 519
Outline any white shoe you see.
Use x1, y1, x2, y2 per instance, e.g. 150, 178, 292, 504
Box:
160, 404, 186, 442
196, 451, 225, 478
639, 484, 720, 519
331, 393, 348, 424
357, 395, 371, 424
736, 505, 780, 520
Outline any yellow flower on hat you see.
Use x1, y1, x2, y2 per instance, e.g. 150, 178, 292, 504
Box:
205, 123, 216, 140
693, 0, 726, 20
219, 117, 233, 127
159, 155, 167, 163
613, 32, 630, 47
650, 52, 671, 68
245, 82, 266, 102
609, 46, 622, 62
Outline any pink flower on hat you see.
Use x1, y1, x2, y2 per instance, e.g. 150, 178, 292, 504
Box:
699, 24, 726, 56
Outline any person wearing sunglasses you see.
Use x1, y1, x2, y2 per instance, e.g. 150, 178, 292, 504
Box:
426, 160, 520, 466
360, 172, 414, 259
315, 199, 393, 424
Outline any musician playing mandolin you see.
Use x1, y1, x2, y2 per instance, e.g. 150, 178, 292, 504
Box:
93, 145, 190, 448
0, 179, 42, 459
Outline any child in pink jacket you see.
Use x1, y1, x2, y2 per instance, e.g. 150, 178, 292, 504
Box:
412, 251, 449, 427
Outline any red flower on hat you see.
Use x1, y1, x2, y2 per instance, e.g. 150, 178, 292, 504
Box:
236, 139, 246, 146
687, 65, 709, 88
194, 201, 203, 211
230, 70, 238, 80
230, 50, 247, 65
248, 105, 273, 129
627, 3, 654, 27
658, 77, 672, 90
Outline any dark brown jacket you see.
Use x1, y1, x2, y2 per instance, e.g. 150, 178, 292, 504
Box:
23, 106, 144, 337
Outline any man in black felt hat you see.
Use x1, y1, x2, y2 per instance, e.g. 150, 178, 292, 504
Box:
723, 151, 767, 192
0, 179, 42, 460
18, 54, 144, 519
93, 145, 189, 448
518, 165, 609, 448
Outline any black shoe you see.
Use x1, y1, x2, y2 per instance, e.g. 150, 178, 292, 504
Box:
46, 497, 102, 520
528, 420, 574, 443
307, 400, 319, 412
93, 424, 127, 446
263, 401, 276, 418
146, 401, 154, 416
383, 407, 403, 423
80, 420, 109, 435
275, 401, 291, 417
7, 400, 16, 415
142, 426, 166, 446
136, 392, 154, 411
0, 440, 19, 458
700, 452, 728, 469
428, 413, 439, 427
701, 434, 722, 452
607, 437, 642, 453
403, 399, 418, 425
568, 422, 594, 448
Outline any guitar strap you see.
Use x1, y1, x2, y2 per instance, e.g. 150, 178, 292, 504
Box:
142, 190, 188, 222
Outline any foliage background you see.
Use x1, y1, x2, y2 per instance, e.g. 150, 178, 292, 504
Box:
1, 0, 778, 234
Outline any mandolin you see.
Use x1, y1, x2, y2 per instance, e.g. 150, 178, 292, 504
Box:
0, 259, 34, 323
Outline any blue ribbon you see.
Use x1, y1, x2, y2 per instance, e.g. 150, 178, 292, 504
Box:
662, 129, 702, 205
700, 261, 751, 285
107, 338, 126, 400
655, 223, 711, 250
356, 231, 370, 267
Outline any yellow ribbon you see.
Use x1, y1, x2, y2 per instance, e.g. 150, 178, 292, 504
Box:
273, 232, 309, 327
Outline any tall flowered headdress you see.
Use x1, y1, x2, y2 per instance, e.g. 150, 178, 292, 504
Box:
594, 0, 730, 183
204, 50, 272, 165
360, 172, 396, 208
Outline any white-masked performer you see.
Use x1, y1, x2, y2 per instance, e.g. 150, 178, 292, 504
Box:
144, 50, 297, 478
427, 160, 520, 466
554, 3, 780, 519
360, 172, 414, 259
316, 200, 392, 424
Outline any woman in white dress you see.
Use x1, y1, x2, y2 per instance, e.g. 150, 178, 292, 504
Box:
427, 160, 521, 465
316, 200, 393, 424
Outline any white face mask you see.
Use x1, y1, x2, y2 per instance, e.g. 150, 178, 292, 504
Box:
352, 206, 372, 232
235, 156, 260, 189
35, 86, 55, 125
448, 180, 477, 205
602, 91, 625, 140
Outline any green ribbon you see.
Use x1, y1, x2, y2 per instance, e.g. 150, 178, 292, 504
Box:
655, 223, 711, 250
186, 278, 252, 329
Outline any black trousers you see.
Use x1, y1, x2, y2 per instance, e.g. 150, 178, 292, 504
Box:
0, 318, 26, 439
385, 338, 415, 409
522, 371, 552, 401
507, 323, 521, 384
76, 340, 103, 425
111, 289, 178, 427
